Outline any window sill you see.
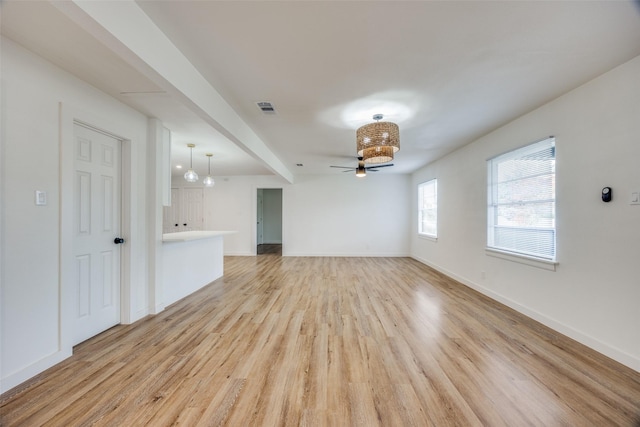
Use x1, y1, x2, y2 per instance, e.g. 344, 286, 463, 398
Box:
418, 234, 438, 242
485, 248, 557, 271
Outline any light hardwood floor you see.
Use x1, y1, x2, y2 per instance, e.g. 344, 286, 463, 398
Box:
2, 256, 639, 426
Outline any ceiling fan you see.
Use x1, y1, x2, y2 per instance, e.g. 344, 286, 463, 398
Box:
330, 156, 393, 177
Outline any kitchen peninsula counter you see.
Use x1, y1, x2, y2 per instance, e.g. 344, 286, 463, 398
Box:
162, 230, 237, 306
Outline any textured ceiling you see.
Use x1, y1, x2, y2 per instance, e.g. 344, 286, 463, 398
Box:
3, 1, 640, 178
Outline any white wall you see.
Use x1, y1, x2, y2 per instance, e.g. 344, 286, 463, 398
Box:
203, 174, 411, 257
411, 55, 640, 371
1, 38, 152, 392
285, 175, 411, 256
186, 176, 282, 255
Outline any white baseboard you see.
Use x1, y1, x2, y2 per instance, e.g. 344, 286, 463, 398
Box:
131, 308, 149, 323
411, 255, 640, 373
1, 349, 72, 394
224, 251, 412, 258
150, 303, 165, 315
283, 252, 411, 257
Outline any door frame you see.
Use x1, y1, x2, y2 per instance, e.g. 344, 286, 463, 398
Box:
252, 186, 283, 255
256, 189, 264, 246
59, 103, 133, 352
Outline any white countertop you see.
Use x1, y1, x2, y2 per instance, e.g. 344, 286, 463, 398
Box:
162, 230, 237, 242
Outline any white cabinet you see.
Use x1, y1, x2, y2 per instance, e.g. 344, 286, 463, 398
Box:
163, 187, 204, 233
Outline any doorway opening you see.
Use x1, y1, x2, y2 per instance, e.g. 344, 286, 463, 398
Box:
257, 188, 282, 256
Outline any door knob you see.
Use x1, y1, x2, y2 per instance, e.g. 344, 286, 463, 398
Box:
114, 237, 125, 244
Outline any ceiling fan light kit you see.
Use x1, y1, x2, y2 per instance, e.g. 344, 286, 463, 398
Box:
356, 114, 400, 164
356, 159, 366, 177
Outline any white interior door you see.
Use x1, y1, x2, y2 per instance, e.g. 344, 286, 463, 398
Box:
72, 123, 121, 345
182, 188, 204, 231
163, 187, 180, 233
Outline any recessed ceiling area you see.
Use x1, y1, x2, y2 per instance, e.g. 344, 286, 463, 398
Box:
3, 0, 640, 178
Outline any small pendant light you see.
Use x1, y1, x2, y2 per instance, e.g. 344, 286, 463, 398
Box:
184, 143, 199, 182
203, 153, 215, 187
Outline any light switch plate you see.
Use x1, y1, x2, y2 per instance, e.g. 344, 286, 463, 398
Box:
35, 190, 47, 206
631, 192, 640, 205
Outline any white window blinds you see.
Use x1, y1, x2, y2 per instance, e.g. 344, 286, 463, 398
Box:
487, 137, 556, 260
418, 179, 437, 237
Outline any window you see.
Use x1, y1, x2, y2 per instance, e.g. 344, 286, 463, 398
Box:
487, 137, 556, 261
418, 179, 437, 238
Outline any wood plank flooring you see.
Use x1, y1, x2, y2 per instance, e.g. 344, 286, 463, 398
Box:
2, 256, 639, 426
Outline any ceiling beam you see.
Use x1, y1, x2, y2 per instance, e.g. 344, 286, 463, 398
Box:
52, 0, 295, 183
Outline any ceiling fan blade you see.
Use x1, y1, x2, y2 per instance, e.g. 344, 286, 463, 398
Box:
365, 163, 394, 170
332, 158, 392, 173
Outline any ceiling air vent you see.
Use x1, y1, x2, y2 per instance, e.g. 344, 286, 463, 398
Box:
256, 101, 276, 114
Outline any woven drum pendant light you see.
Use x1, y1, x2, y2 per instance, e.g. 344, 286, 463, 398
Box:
356, 114, 400, 164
